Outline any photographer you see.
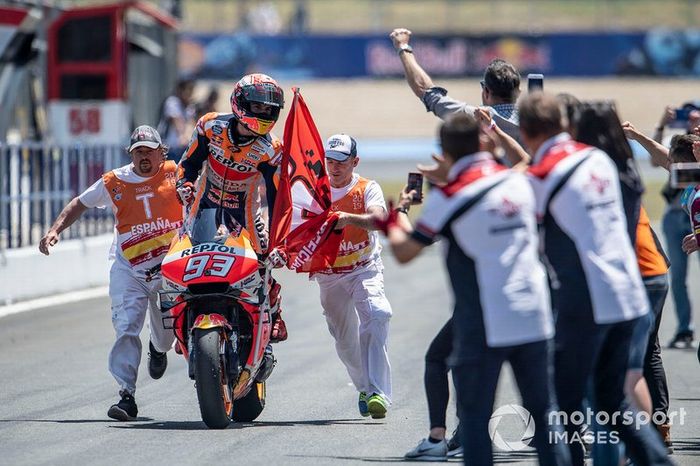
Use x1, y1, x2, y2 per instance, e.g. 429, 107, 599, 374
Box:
630, 107, 700, 349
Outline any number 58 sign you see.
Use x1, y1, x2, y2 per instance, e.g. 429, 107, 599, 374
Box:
69, 107, 101, 135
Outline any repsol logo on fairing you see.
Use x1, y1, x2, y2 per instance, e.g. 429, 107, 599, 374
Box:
180, 244, 237, 257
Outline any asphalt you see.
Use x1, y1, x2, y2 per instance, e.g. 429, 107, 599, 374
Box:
1, 246, 699, 465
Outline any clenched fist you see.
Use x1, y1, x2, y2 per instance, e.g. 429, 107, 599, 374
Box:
390, 28, 412, 50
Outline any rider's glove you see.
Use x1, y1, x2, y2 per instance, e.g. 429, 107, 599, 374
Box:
265, 248, 288, 269
176, 179, 195, 206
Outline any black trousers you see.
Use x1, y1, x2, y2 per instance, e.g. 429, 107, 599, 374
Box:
424, 318, 453, 430
642, 273, 671, 424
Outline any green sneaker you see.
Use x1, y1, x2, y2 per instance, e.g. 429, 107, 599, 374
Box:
367, 393, 388, 419
358, 392, 369, 417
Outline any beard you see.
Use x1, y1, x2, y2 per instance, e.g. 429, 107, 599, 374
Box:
136, 159, 155, 176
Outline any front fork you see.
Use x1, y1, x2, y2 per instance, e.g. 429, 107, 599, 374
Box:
188, 313, 238, 383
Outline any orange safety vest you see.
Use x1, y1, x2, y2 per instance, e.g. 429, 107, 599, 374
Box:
104, 161, 182, 269
327, 177, 376, 273
636, 206, 669, 277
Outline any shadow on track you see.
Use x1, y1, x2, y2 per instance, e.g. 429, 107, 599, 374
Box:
110, 418, 381, 431
671, 438, 700, 455
286, 454, 406, 463
0, 417, 154, 424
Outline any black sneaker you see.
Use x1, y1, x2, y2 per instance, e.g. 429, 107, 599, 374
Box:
148, 341, 168, 379
447, 428, 463, 458
668, 332, 694, 349
107, 391, 138, 421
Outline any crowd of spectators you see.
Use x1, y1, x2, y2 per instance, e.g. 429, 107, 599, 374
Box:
379, 26, 696, 465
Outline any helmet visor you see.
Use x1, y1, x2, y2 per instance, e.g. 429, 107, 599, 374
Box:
242, 84, 284, 108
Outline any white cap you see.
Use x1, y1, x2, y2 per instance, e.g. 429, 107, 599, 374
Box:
324, 134, 357, 161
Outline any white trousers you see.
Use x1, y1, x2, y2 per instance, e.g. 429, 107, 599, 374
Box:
108, 259, 174, 394
316, 264, 393, 402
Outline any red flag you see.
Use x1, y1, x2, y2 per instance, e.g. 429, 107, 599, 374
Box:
269, 88, 342, 272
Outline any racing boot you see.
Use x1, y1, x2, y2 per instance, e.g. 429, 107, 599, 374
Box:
270, 310, 288, 343
269, 281, 288, 343
255, 344, 277, 382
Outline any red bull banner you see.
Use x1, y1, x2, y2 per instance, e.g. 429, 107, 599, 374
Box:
179, 31, 691, 78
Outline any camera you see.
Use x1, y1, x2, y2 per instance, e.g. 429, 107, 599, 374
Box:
670, 162, 700, 188
668, 104, 698, 129
675, 108, 691, 122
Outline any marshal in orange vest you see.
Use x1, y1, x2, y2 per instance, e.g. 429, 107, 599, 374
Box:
327, 177, 382, 274
104, 160, 183, 270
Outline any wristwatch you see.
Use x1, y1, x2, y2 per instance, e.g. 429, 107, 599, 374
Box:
395, 206, 410, 214
397, 44, 413, 55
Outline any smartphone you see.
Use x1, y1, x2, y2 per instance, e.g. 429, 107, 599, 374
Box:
407, 172, 424, 204
668, 107, 693, 128
675, 108, 691, 121
670, 162, 700, 188
527, 73, 544, 92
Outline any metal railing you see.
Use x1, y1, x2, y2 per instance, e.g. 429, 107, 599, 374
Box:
0, 143, 128, 250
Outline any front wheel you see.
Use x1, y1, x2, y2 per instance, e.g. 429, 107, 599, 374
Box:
193, 328, 232, 429
232, 382, 266, 422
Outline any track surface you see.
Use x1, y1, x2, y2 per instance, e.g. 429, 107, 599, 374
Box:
2, 246, 700, 465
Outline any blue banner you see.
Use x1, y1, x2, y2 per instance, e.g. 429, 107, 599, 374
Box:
179, 30, 700, 79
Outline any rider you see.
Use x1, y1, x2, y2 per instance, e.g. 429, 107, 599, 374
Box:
175, 73, 287, 342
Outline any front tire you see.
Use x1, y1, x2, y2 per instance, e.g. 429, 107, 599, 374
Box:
193, 328, 232, 429
232, 382, 266, 422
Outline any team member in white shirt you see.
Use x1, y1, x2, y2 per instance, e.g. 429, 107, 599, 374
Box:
520, 92, 670, 466
40, 125, 182, 421
386, 113, 569, 466
313, 134, 393, 419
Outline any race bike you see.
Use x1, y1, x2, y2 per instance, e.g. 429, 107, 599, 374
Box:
159, 205, 276, 429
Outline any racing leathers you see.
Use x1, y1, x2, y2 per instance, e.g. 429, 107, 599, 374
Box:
178, 112, 281, 252
177, 112, 287, 341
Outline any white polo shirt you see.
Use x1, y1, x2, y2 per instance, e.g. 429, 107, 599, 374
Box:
413, 153, 553, 348
527, 133, 649, 324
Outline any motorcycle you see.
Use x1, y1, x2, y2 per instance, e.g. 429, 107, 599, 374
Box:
158, 205, 276, 429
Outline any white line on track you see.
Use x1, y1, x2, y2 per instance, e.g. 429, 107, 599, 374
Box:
0, 286, 109, 319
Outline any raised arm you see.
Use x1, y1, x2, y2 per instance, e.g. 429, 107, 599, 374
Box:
39, 197, 89, 255
390, 28, 435, 99
622, 121, 670, 170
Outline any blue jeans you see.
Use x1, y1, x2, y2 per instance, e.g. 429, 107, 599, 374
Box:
662, 208, 695, 335
452, 338, 570, 466
591, 273, 671, 465
554, 310, 670, 466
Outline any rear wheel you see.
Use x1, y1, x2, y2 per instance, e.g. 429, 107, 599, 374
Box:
232, 382, 266, 422
193, 328, 232, 429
